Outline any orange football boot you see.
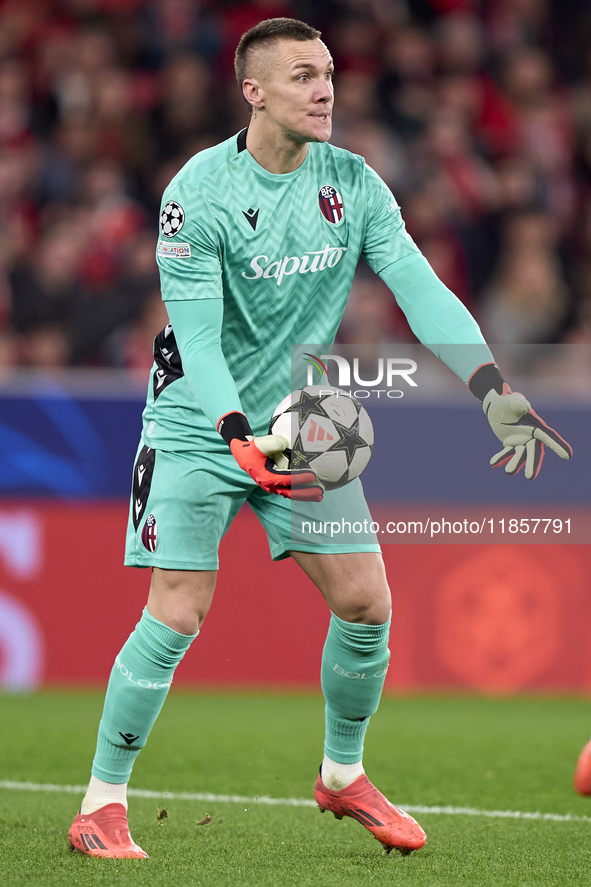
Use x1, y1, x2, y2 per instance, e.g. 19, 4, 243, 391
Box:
314, 772, 426, 854
68, 803, 148, 858
574, 740, 591, 795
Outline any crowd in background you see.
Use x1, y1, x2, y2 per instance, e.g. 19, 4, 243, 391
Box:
0, 0, 590, 372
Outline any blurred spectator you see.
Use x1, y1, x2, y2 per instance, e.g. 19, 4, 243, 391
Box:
437, 13, 485, 76
339, 119, 409, 195
571, 40, 591, 132
480, 211, 571, 343
422, 107, 498, 222
143, 0, 219, 64
497, 46, 575, 225
567, 190, 591, 314
92, 66, 155, 176
116, 287, 170, 372
35, 118, 97, 206
378, 25, 437, 141
338, 269, 405, 345
484, 0, 553, 56
150, 51, 217, 161
403, 181, 472, 305
459, 153, 551, 296
0, 142, 38, 263
8, 220, 86, 364
0, 58, 32, 146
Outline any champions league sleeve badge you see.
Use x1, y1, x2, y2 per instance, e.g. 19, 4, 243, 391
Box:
318, 185, 344, 225
160, 201, 185, 237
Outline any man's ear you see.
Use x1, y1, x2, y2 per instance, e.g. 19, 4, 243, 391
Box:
243, 78, 264, 111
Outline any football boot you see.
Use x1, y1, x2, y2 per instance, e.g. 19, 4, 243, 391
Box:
574, 740, 591, 795
314, 772, 426, 853
68, 803, 148, 858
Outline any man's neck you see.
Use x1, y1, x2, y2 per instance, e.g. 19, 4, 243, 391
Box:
245, 122, 309, 174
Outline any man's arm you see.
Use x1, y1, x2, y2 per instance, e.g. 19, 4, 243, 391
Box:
163, 299, 323, 500
379, 251, 573, 478
360, 165, 572, 477
163, 297, 242, 428
379, 251, 493, 381
157, 181, 322, 499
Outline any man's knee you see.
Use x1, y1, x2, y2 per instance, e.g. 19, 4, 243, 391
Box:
335, 594, 391, 626
292, 551, 392, 625
147, 568, 217, 635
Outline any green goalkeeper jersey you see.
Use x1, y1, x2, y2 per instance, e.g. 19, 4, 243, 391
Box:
143, 128, 491, 453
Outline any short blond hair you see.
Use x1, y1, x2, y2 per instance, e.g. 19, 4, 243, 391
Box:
234, 17, 321, 87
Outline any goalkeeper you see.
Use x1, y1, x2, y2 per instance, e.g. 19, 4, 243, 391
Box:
68, 17, 572, 860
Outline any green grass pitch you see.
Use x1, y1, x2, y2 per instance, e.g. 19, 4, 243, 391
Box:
1, 691, 591, 886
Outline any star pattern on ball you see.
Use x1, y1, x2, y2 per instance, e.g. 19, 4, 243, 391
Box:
326, 418, 368, 463
286, 390, 332, 425
289, 432, 312, 470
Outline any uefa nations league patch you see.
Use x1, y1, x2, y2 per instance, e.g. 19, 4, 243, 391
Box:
318, 185, 344, 224
141, 513, 158, 552
160, 201, 185, 237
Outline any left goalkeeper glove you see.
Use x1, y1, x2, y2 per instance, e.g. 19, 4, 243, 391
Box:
469, 363, 573, 480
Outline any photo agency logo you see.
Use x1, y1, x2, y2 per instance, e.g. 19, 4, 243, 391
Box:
303, 352, 418, 399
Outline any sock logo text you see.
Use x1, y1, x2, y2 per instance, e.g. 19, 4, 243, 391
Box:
115, 656, 172, 690
333, 663, 388, 680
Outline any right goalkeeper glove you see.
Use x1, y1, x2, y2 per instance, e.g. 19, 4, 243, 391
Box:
217, 411, 324, 501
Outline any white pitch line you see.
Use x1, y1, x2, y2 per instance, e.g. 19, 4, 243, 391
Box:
1, 780, 591, 824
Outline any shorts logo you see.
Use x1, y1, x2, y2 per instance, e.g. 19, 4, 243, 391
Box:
318, 185, 344, 225
160, 201, 185, 237
157, 240, 191, 258
132, 447, 155, 530
141, 514, 157, 552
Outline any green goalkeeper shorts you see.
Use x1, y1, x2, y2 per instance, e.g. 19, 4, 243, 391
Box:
124, 443, 380, 571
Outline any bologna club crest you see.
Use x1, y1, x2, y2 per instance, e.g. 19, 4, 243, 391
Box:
141, 514, 158, 552
318, 185, 344, 224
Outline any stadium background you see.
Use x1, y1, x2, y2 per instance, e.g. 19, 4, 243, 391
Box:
0, 0, 589, 696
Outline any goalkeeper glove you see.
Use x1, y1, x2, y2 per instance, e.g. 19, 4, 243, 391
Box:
469, 363, 573, 480
217, 411, 324, 501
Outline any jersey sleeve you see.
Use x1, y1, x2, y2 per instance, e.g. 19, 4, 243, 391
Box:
164, 298, 243, 430
157, 181, 223, 302
361, 164, 420, 273
379, 252, 494, 383
157, 180, 243, 429
360, 164, 494, 383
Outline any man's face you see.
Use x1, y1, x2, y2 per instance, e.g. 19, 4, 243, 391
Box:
254, 38, 334, 143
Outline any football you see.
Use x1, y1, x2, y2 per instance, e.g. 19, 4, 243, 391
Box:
269, 386, 374, 491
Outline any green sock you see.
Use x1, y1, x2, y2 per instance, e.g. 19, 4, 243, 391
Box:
91, 608, 197, 783
321, 613, 391, 764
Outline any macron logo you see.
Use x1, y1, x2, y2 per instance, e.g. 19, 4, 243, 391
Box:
242, 208, 259, 231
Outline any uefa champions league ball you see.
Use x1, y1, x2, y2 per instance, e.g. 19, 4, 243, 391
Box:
269, 386, 374, 491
